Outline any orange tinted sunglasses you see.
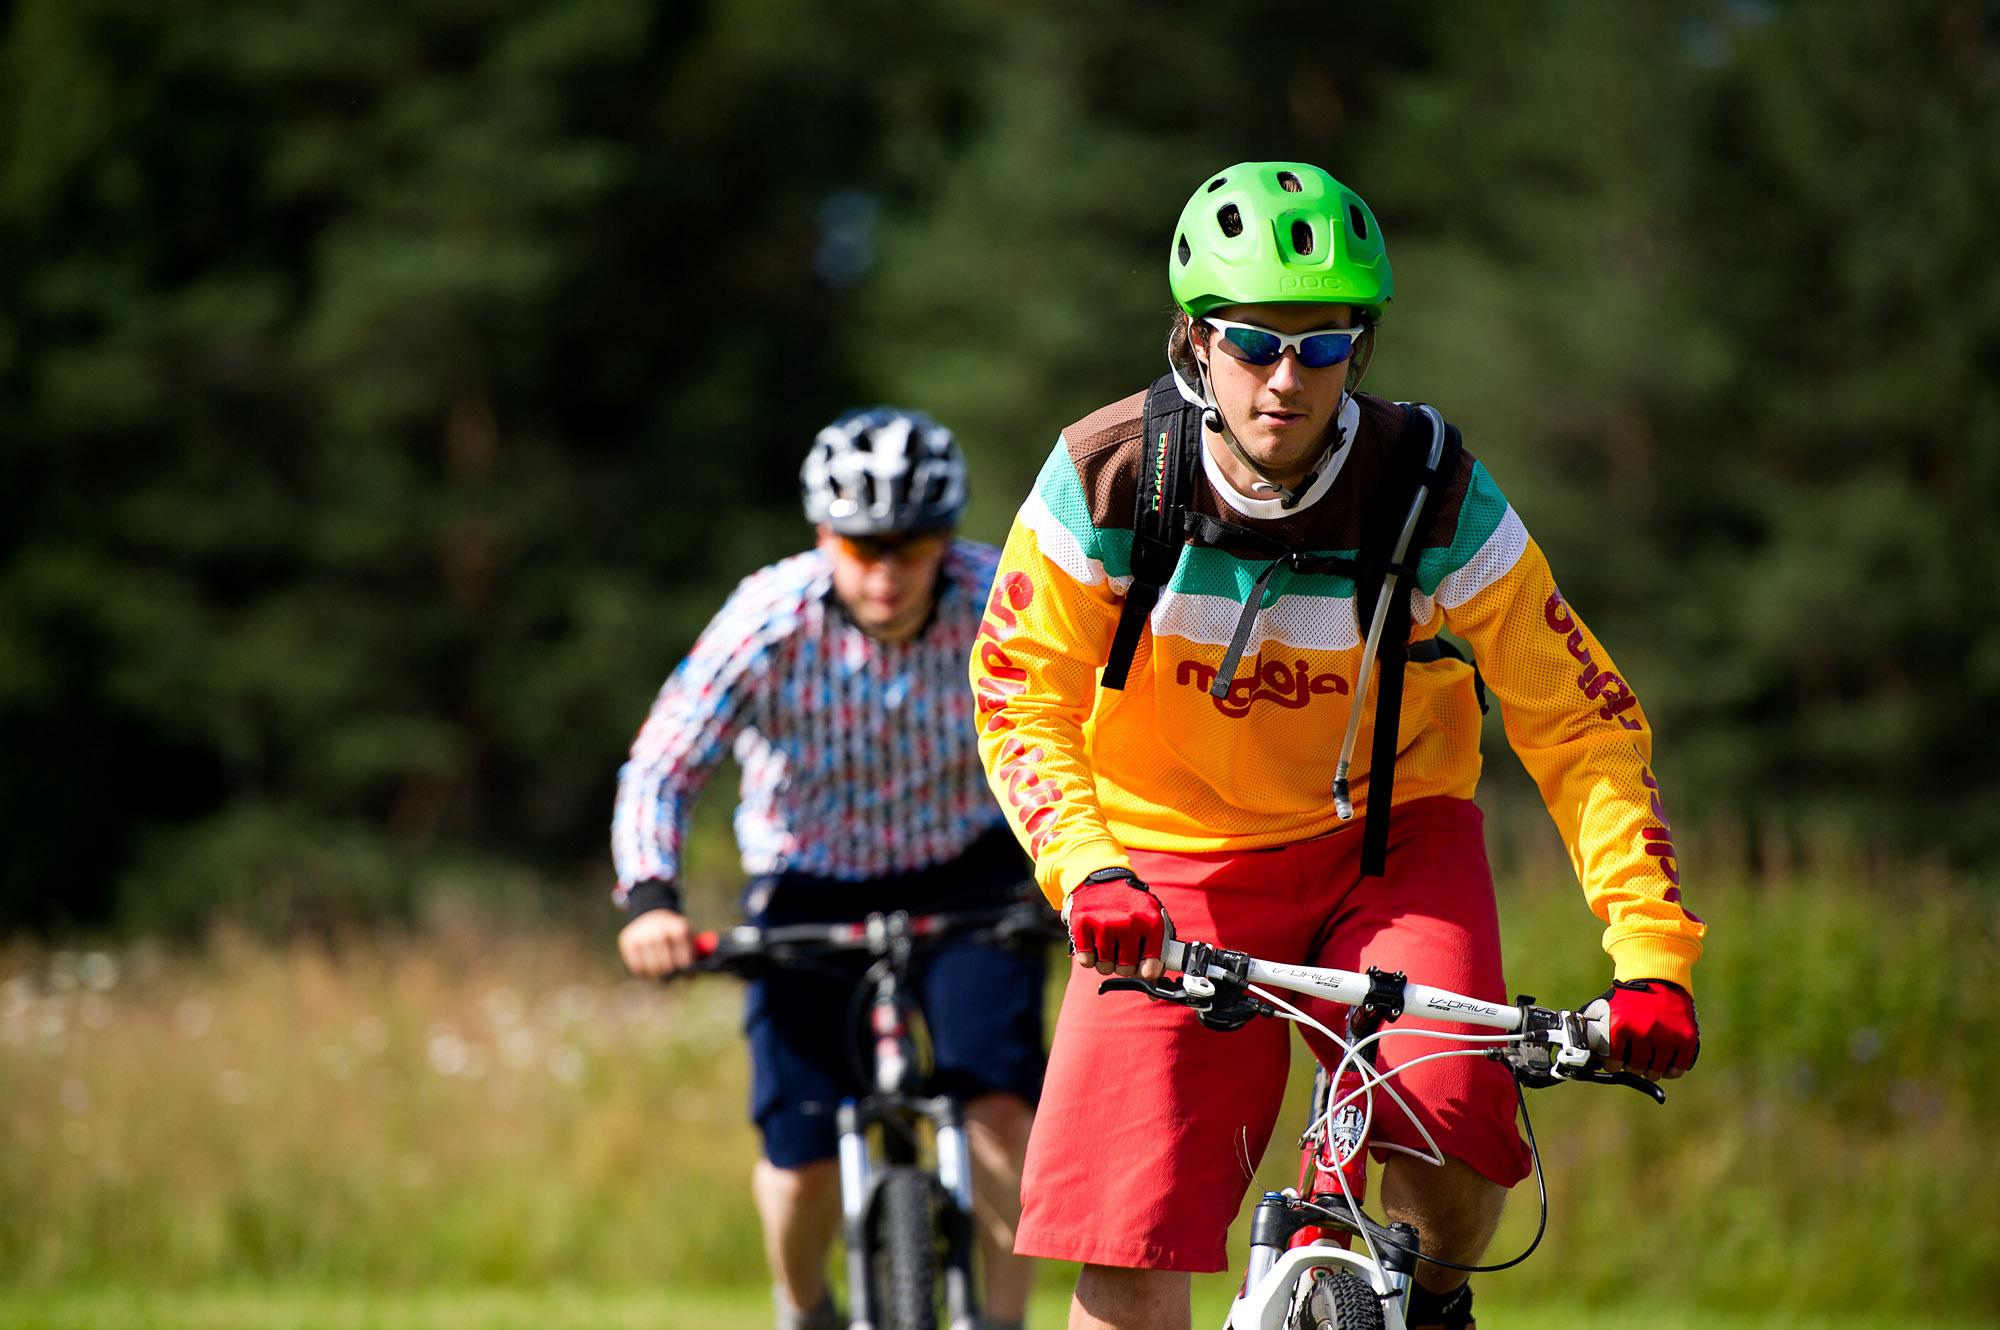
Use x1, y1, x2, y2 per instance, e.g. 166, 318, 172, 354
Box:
836, 532, 949, 564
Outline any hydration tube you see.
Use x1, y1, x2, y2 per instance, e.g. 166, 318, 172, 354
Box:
1329, 404, 1447, 822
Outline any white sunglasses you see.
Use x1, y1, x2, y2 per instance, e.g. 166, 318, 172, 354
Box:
1200, 317, 1366, 369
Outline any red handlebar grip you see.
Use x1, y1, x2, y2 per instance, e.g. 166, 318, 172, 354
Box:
692, 930, 722, 960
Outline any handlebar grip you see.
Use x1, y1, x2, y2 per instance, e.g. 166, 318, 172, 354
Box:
1579, 997, 1611, 1058
692, 930, 722, 961
1155, 905, 1182, 973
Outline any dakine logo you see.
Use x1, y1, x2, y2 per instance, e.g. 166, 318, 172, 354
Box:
1151, 430, 1169, 514
1177, 658, 1347, 718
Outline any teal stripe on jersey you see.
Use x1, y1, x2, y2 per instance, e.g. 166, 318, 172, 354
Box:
1169, 546, 1362, 604
1034, 441, 1133, 575
1415, 460, 1508, 595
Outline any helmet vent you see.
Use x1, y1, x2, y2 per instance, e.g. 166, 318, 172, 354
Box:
1290, 219, 1315, 256
1206, 176, 1228, 193
1217, 204, 1243, 238
1277, 171, 1303, 193
1177, 234, 1191, 265
1348, 203, 1370, 241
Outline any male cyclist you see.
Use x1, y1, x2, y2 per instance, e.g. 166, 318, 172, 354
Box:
970, 163, 1704, 1330
615, 408, 1044, 1330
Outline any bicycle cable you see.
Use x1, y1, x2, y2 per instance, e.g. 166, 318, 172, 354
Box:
842, 956, 894, 1089
1296, 1076, 1550, 1276
1249, 982, 1552, 1276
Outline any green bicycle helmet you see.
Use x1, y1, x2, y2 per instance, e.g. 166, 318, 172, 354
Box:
1169, 162, 1393, 319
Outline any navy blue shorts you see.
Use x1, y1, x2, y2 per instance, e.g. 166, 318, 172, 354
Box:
743, 828, 1049, 1169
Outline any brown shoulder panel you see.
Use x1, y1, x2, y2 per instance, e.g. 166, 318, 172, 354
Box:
1052, 389, 1482, 555
1347, 393, 1479, 552
1060, 388, 1147, 529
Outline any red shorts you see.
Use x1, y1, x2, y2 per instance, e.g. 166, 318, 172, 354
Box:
1015, 797, 1532, 1272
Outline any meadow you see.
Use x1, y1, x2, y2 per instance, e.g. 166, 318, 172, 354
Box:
4, 872, 1995, 1326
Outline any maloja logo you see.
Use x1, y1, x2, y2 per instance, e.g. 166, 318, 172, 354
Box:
974, 571, 1036, 736
1177, 657, 1347, 718
996, 735, 1060, 856
1640, 769, 1700, 922
1543, 590, 1642, 731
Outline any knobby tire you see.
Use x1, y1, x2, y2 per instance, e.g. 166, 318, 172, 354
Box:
871, 1167, 941, 1330
1294, 1268, 1385, 1330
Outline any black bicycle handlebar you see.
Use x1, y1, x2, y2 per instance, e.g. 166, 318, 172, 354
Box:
684, 900, 1064, 977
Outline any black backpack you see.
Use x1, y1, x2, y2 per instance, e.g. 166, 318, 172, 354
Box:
1099, 374, 1479, 878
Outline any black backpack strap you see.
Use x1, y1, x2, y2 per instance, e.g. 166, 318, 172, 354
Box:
1360, 404, 1465, 878
1102, 376, 1203, 691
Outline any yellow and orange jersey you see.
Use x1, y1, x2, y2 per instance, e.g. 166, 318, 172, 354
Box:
971, 388, 1705, 990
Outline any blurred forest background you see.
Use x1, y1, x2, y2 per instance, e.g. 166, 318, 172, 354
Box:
6, 0, 1997, 936
4, 0, 1999, 1325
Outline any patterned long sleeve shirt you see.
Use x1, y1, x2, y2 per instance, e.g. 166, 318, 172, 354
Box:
612, 541, 1006, 904
970, 388, 1705, 991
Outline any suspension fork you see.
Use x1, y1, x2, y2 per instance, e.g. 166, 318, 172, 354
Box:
836, 1100, 877, 1330
933, 1096, 978, 1330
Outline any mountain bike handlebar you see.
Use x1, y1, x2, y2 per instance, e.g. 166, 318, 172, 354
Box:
1104, 929, 1664, 1102
686, 899, 1064, 976
1166, 934, 1531, 1032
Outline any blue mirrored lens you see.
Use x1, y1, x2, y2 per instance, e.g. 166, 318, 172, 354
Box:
1219, 326, 1282, 364
1297, 332, 1359, 369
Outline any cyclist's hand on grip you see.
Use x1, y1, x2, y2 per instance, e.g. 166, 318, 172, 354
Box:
1587, 978, 1700, 1081
1065, 867, 1167, 981
619, 907, 696, 978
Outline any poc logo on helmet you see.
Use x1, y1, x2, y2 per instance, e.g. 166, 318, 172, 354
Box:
1277, 274, 1343, 292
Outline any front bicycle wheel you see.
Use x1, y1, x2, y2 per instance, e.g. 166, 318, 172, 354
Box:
1293, 1268, 1385, 1330
870, 1166, 942, 1330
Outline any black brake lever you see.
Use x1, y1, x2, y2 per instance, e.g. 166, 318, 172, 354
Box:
1097, 975, 1193, 1004
1568, 1067, 1668, 1104
1097, 974, 1273, 1032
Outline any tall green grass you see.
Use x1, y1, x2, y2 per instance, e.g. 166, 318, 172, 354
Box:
3, 874, 1995, 1319
1488, 869, 1999, 1317
0, 915, 765, 1287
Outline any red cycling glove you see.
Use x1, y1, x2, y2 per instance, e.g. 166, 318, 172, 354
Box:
1065, 867, 1166, 970
1600, 979, 1701, 1078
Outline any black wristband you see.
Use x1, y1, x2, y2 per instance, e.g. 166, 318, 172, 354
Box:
1079, 866, 1147, 891
1614, 978, 1691, 998
623, 878, 684, 921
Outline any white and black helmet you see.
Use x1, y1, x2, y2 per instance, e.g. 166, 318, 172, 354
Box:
800, 407, 968, 535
